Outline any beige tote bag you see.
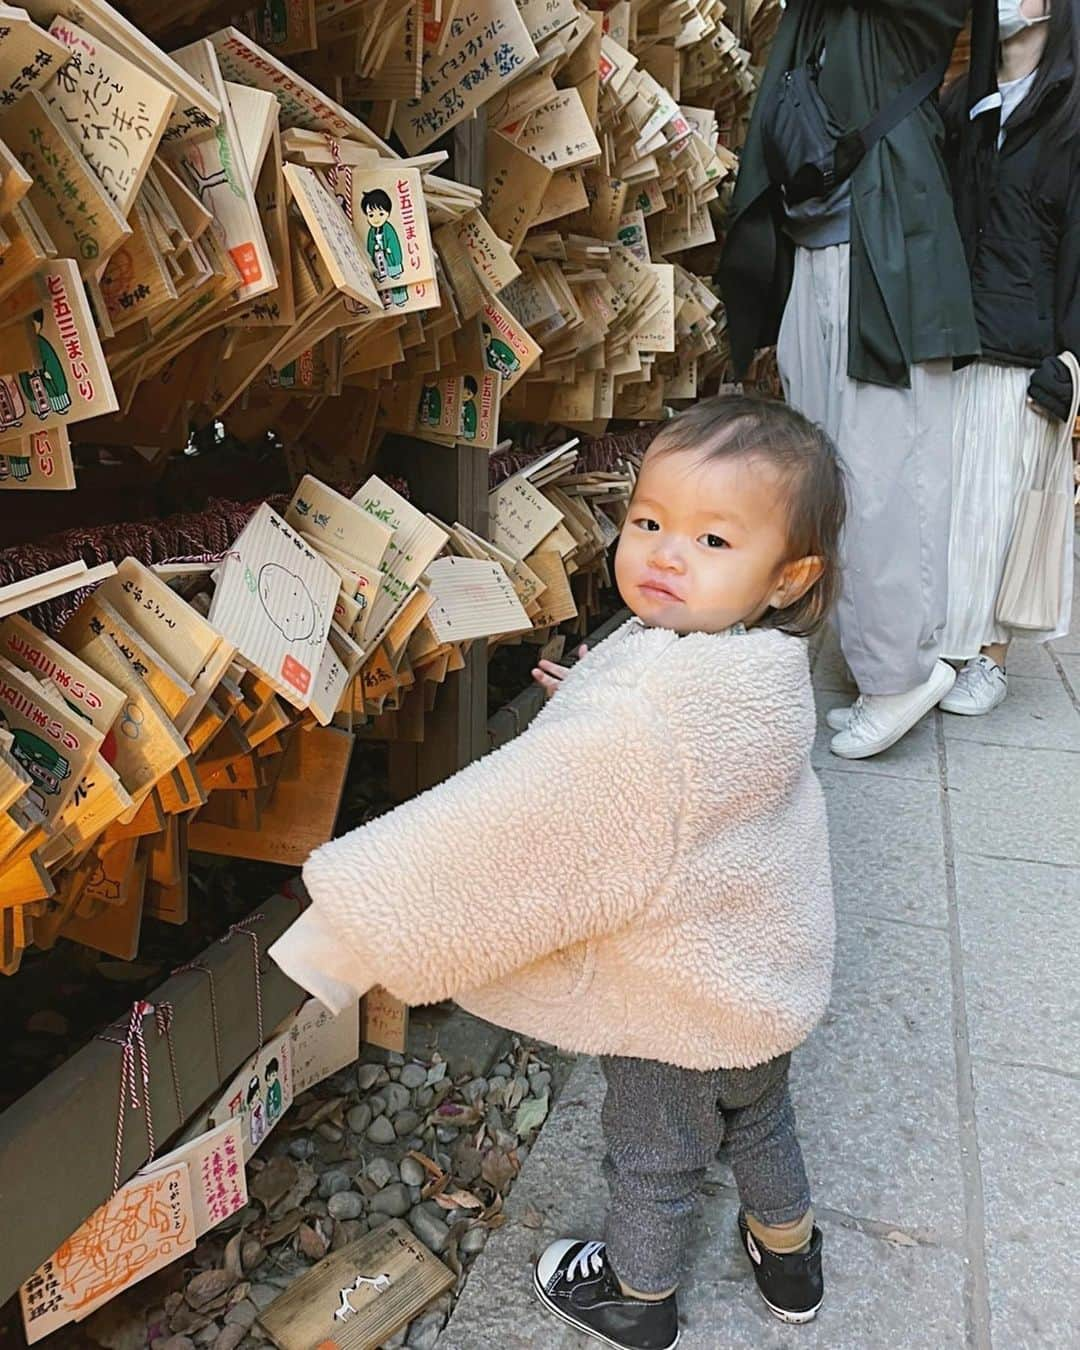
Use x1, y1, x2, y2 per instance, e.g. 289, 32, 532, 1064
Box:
996, 350, 1080, 632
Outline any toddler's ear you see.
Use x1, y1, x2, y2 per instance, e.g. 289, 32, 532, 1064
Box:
770, 555, 824, 609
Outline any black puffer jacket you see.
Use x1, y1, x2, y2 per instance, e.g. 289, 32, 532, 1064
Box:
946, 55, 1080, 368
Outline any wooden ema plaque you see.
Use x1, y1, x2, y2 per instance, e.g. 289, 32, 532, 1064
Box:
259, 1220, 454, 1350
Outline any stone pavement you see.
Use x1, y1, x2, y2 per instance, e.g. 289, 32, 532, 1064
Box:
441, 544, 1080, 1350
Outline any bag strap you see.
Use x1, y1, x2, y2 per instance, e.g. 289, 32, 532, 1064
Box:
1037, 351, 1080, 491
846, 60, 951, 160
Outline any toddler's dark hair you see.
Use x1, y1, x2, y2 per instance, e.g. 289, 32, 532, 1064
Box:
645, 395, 847, 638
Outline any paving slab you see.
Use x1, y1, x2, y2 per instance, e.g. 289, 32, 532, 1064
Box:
819, 769, 947, 927
1054, 651, 1080, 701
940, 674, 1080, 751
955, 854, 1080, 1072
999, 641, 1061, 679
944, 741, 1080, 868
441, 1059, 968, 1350
972, 1061, 1080, 1349
791, 916, 965, 1243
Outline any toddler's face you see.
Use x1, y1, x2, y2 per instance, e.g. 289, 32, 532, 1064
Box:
614, 447, 797, 634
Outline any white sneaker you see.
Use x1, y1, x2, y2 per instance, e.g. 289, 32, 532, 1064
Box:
830, 661, 956, 759
826, 704, 854, 731
939, 655, 1007, 716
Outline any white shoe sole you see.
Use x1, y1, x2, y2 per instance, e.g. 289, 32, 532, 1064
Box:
830, 665, 955, 760
532, 1268, 681, 1350
939, 688, 1006, 716
758, 1286, 823, 1325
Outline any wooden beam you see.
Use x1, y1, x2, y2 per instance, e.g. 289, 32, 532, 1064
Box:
0, 889, 308, 1304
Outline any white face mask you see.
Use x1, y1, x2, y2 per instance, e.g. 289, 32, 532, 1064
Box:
998, 0, 1051, 42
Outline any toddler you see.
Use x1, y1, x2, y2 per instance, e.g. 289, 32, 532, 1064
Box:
270, 395, 846, 1348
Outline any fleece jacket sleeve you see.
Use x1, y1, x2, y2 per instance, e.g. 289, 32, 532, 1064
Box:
269, 689, 683, 1013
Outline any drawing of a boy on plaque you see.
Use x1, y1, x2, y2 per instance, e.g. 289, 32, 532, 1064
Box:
19, 312, 71, 420
417, 380, 441, 428
482, 322, 520, 380
265, 1057, 284, 1125
460, 376, 478, 441
360, 190, 408, 308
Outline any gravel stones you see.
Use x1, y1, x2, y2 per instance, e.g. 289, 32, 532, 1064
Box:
405, 1310, 445, 1349
383, 1083, 412, 1115
318, 1169, 351, 1200
399, 1157, 426, 1187
394, 1110, 421, 1137
366, 1115, 396, 1145
462, 1077, 488, 1105
399, 1064, 427, 1090
327, 1192, 364, 1221
369, 1183, 411, 1218
346, 1103, 372, 1135
357, 1063, 385, 1092
460, 1227, 488, 1256
224, 1301, 257, 1330
408, 1203, 449, 1254
366, 1156, 397, 1188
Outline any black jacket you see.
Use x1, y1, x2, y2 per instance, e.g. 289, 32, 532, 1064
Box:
720, 0, 985, 389
946, 55, 1080, 367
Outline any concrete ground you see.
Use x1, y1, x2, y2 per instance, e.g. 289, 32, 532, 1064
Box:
441, 543, 1080, 1350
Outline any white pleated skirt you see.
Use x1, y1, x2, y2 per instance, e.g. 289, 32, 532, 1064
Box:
942, 360, 1074, 659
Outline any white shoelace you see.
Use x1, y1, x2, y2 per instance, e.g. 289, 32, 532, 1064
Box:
567, 1241, 607, 1283
846, 696, 870, 735
958, 657, 1002, 697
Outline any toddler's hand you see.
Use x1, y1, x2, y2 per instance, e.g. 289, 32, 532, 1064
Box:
532, 644, 588, 699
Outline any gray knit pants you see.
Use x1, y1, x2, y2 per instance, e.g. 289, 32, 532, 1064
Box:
600, 1053, 811, 1294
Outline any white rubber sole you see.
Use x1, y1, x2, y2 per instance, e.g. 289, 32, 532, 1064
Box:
532, 1269, 681, 1350
938, 686, 1007, 716
758, 1286, 823, 1325
830, 664, 956, 759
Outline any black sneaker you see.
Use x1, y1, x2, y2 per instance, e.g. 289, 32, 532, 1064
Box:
533, 1239, 680, 1349
737, 1210, 824, 1324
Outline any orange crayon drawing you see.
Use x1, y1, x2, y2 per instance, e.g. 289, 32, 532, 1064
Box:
53, 1172, 192, 1313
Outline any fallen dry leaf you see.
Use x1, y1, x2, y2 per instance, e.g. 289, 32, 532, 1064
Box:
521, 1207, 545, 1230
249, 1156, 298, 1210
433, 1188, 483, 1211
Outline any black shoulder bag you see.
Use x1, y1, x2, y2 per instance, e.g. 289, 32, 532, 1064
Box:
761, 57, 950, 206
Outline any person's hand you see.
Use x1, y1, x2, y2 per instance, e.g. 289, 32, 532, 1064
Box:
1027, 356, 1075, 423
532, 644, 588, 699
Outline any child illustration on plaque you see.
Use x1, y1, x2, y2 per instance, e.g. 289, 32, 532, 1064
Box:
417, 380, 442, 428
247, 1075, 267, 1148
265, 1057, 284, 1126
361, 190, 408, 308
19, 312, 70, 420
460, 376, 478, 440
482, 322, 520, 380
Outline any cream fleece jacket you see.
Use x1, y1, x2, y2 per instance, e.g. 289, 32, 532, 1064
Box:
269, 620, 834, 1071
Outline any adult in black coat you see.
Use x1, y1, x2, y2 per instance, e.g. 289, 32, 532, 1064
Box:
939, 0, 1079, 715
